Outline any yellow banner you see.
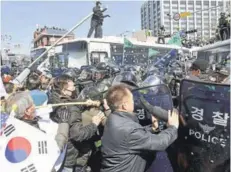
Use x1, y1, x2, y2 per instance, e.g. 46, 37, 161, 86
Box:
180, 12, 191, 18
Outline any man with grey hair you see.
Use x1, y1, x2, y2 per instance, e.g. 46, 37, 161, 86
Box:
5, 91, 39, 129
5, 90, 70, 153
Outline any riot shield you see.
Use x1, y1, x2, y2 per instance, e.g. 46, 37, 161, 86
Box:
169, 79, 230, 172
132, 84, 174, 172
132, 84, 173, 126
168, 78, 181, 108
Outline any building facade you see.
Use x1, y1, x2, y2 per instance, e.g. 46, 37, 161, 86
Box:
141, 0, 230, 39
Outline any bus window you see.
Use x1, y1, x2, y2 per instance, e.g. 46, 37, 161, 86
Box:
90, 52, 108, 65
60, 41, 88, 68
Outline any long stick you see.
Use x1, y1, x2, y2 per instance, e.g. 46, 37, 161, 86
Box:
29, 12, 93, 68
35, 100, 101, 109
13, 12, 93, 85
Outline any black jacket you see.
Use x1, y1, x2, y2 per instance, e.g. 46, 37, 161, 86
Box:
101, 111, 178, 172
49, 91, 98, 168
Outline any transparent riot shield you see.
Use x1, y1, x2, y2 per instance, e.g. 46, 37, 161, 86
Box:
132, 84, 174, 172
168, 79, 230, 172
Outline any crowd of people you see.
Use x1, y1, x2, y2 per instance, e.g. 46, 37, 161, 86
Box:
157, 12, 230, 48
1, 50, 230, 171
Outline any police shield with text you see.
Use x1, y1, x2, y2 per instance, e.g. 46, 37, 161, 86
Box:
167, 79, 230, 172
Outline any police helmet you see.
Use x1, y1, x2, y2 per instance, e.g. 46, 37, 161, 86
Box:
78, 83, 107, 100
63, 68, 80, 81
120, 71, 138, 87
141, 75, 163, 87
96, 62, 107, 71
78, 68, 93, 81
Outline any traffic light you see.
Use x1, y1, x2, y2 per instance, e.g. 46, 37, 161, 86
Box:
185, 29, 197, 34
164, 34, 171, 38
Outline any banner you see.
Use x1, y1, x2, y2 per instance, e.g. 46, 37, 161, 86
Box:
153, 49, 177, 68
124, 38, 135, 48
0, 77, 7, 98
148, 48, 159, 58
168, 32, 182, 46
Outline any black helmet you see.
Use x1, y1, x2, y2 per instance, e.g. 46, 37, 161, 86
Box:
92, 68, 106, 81
78, 68, 93, 81
120, 71, 138, 87
63, 68, 80, 81
141, 75, 163, 87
78, 83, 108, 100
96, 62, 107, 71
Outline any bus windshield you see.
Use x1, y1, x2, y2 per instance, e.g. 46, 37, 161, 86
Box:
58, 41, 88, 68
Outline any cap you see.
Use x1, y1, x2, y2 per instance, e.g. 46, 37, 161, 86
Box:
190, 59, 209, 72
96, 1, 101, 5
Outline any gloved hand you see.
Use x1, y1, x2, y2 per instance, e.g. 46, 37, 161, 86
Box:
56, 106, 70, 123
139, 96, 168, 122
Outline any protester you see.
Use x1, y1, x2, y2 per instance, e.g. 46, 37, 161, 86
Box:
27, 73, 41, 90
101, 84, 179, 172
5, 91, 40, 129
49, 74, 105, 172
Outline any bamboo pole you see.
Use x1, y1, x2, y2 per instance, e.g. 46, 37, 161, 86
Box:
35, 100, 101, 109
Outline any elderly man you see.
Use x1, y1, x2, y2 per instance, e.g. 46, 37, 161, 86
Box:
5, 91, 40, 129
101, 84, 179, 172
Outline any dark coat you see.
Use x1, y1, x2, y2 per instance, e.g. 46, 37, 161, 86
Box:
101, 111, 178, 172
49, 91, 98, 168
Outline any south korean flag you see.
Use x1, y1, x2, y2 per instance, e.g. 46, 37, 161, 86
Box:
0, 116, 60, 172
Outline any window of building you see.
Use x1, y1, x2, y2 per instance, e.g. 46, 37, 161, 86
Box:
172, 1, 177, 4
203, 1, 209, 6
164, 1, 170, 5
188, 1, 194, 5
180, 7, 186, 10
211, 1, 216, 6
172, 6, 178, 10
196, 1, 201, 5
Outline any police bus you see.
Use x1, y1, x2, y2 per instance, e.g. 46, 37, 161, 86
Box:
52, 36, 192, 68
192, 39, 230, 67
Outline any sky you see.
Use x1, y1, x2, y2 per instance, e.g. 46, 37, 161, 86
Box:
1, 0, 144, 54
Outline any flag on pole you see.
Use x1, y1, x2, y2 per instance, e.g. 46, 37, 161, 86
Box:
148, 48, 159, 57
168, 32, 182, 46
124, 38, 135, 48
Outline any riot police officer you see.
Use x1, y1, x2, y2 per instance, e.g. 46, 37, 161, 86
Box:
218, 12, 229, 40
186, 59, 209, 81
87, 1, 109, 38
157, 25, 165, 44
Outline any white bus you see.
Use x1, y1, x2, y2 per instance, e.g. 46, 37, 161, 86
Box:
192, 39, 230, 66
53, 36, 192, 68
